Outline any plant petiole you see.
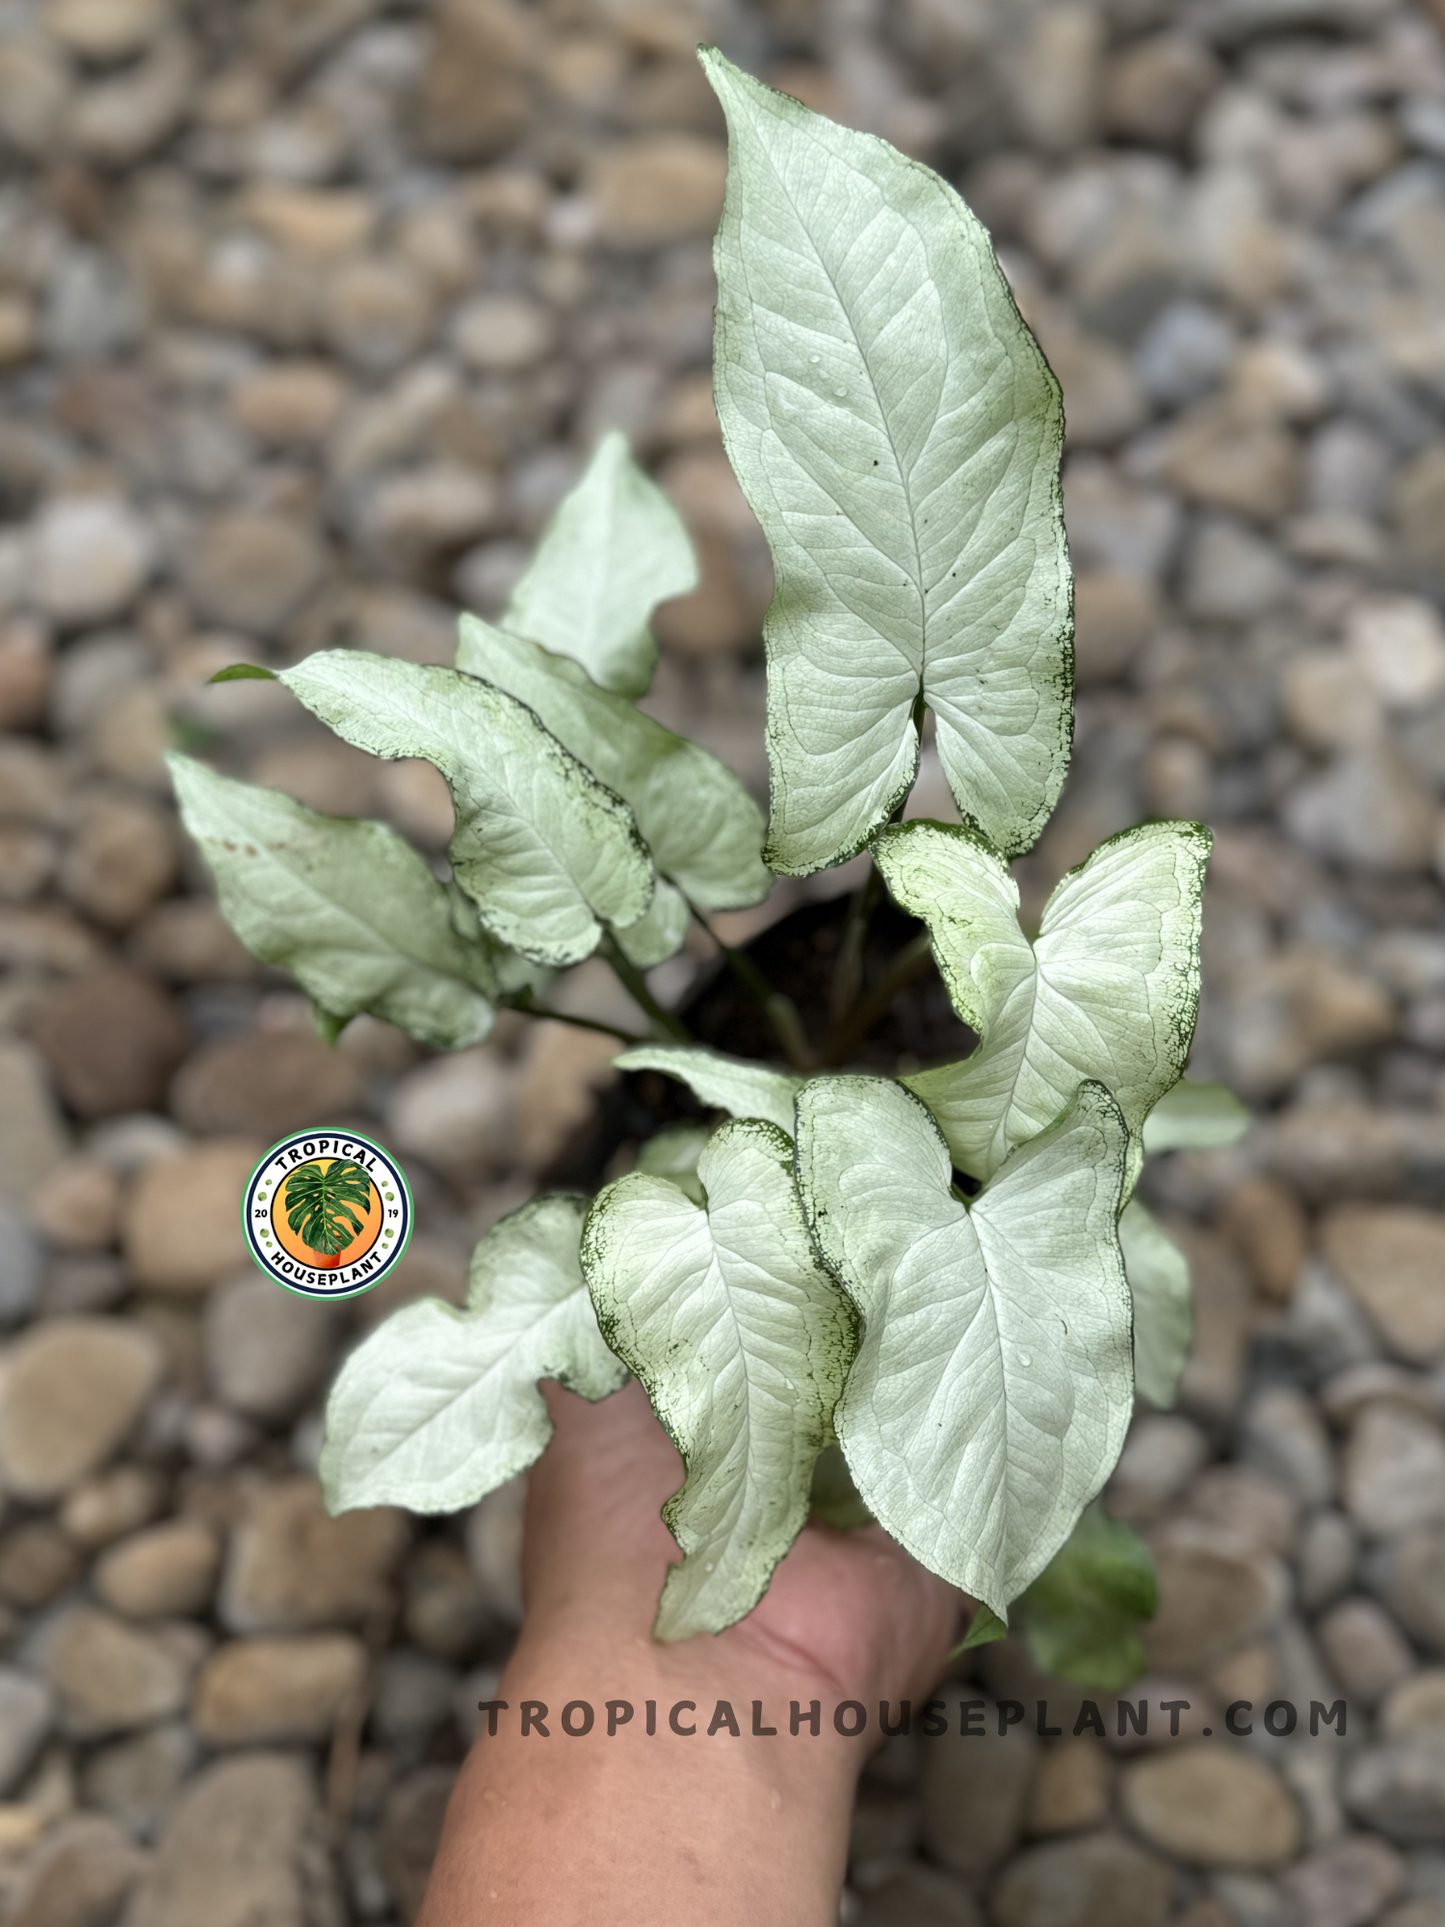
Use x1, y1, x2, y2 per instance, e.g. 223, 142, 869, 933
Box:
599, 935, 694, 1045
828, 860, 884, 1028
504, 986, 646, 1048
823, 929, 934, 1067
686, 902, 816, 1073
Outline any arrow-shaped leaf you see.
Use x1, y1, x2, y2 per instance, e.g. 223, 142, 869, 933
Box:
583, 1119, 856, 1639
702, 50, 1073, 875
1119, 1198, 1192, 1411
795, 1075, 1133, 1616
457, 616, 771, 916
168, 754, 500, 1051
279, 651, 656, 969
503, 430, 698, 698
319, 1195, 627, 1515
612, 1044, 802, 1135
879, 818, 1210, 1183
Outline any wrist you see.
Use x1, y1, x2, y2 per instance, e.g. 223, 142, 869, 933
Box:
420, 1618, 862, 1927
498, 1608, 869, 1794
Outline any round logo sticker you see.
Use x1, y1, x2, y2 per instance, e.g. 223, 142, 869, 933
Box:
242, 1131, 412, 1300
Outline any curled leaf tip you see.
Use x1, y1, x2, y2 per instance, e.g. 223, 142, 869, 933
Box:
208, 663, 276, 683
949, 1602, 1008, 1659
313, 1004, 347, 1048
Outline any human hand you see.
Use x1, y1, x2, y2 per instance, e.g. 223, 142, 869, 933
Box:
418, 1381, 960, 1927
521, 1377, 961, 1713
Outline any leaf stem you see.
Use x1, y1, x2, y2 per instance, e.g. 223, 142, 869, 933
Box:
828, 860, 884, 1027
686, 902, 816, 1074
828, 743, 919, 1029
823, 929, 934, 1067
600, 935, 693, 1044
504, 986, 645, 1047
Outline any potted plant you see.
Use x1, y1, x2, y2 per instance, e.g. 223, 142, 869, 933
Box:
169, 50, 1245, 1687
282, 1158, 374, 1270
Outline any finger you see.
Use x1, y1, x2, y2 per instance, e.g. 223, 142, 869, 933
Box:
837, 1528, 962, 1702
522, 1381, 683, 1627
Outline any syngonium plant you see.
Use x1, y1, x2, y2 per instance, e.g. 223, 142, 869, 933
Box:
170, 52, 1249, 1689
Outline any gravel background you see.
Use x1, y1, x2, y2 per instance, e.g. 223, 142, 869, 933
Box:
2, 0, 1445, 1922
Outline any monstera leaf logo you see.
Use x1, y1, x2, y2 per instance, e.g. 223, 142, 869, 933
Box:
284, 1159, 373, 1267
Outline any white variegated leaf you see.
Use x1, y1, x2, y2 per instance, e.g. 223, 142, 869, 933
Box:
703, 50, 1072, 875
319, 1195, 626, 1515
881, 818, 1210, 1182
583, 1119, 856, 1639
1143, 1079, 1250, 1154
279, 650, 655, 968
168, 753, 497, 1051
1119, 1199, 1192, 1411
613, 1044, 802, 1135
457, 616, 771, 915
795, 1075, 1133, 1616
503, 430, 697, 698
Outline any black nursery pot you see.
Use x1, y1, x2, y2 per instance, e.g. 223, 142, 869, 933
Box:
543, 892, 976, 1195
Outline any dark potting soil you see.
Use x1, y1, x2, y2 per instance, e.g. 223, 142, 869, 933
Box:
544, 892, 975, 1193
